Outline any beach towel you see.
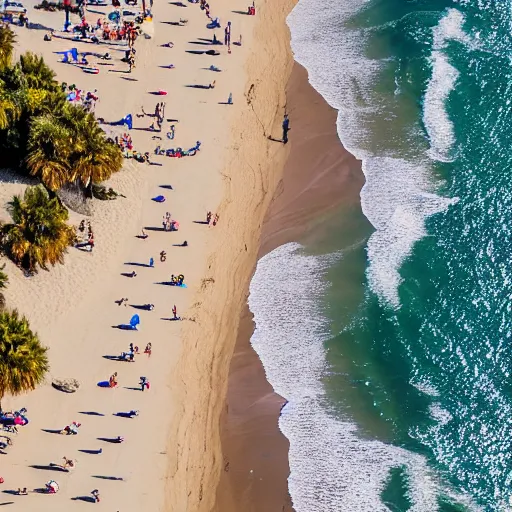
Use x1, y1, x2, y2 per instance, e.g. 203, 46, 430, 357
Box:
130, 314, 140, 328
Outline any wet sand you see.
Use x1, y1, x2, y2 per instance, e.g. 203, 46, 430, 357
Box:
214, 62, 364, 512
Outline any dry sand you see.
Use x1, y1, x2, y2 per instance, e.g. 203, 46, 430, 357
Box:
0, 0, 297, 510
213, 63, 365, 512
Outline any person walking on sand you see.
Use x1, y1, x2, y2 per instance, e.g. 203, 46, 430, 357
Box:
160, 250, 167, 262
128, 53, 135, 73
144, 342, 152, 356
109, 372, 118, 388
140, 376, 149, 391
91, 489, 100, 502
172, 304, 178, 320
282, 113, 290, 144
206, 211, 212, 224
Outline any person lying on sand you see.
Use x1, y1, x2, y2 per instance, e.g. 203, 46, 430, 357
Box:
60, 457, 75, 470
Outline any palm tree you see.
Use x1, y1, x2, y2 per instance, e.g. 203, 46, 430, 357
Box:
0, 94, 21, 130
0, 309, 48, 411
0, 25, 16, 71
0, 265, 8, 291
0, 264, 8, 311
27, 104, 123, 192
26, 114, 72, 191
1, 185, 75, 272
71, 115, 123, 190
19, 53, 58, 91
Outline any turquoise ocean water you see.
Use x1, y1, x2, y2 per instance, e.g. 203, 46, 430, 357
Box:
248, 0, 512, 510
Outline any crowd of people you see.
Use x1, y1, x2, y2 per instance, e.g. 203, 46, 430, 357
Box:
2, 0, 245, 502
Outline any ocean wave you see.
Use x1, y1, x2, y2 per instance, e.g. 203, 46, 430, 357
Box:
362, 157, 455, 306
249, 243, 443, 511
287, 0, 457, 308
424, 9, 469, 162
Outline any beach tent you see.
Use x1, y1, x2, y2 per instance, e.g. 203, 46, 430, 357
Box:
56, 48, 79, 64
108, 10, 121, 22
111, 114, 133, 130
207, 17, 220, 29
130, 314, 140, 329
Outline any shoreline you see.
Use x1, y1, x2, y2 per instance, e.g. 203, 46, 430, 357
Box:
214, 62, 364, 511
164, 0, 298, 510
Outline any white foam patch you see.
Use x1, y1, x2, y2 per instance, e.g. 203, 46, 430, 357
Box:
424, 9, 470, 162
249, 243, 443, 511
362, 157, 456, 306
424, 52, 459, 162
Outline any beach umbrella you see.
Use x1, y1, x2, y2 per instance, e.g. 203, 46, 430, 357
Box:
47, 480, 59, 493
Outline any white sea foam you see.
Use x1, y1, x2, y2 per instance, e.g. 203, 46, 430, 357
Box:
249, 244, 442, 511
362, 157, 455, 306
424, 9, 470, 162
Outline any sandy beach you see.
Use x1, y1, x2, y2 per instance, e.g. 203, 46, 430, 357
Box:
214, 63, 364, 511
0, 0, 297, 510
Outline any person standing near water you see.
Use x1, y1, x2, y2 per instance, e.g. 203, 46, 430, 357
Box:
282, 113, 290, 144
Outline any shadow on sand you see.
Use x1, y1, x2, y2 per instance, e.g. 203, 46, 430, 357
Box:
78, 449, 102, 455
29, 464, 68, 473
71, 496, 96, 503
